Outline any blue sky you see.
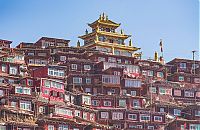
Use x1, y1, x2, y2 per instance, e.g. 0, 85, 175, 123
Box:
0, 0, 199, 61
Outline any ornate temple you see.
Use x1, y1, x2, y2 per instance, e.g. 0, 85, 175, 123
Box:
0, 14, 199, 130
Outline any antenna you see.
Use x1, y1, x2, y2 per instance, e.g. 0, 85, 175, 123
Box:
192, 50, 197, 74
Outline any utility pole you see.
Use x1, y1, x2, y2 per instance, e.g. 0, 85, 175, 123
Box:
192, 50, 197, 74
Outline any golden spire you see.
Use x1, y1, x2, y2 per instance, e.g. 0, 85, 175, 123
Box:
77, 40, 80, 47
106, 15, 108, 21
102, 12, 105, 20
129, 39, 132, 46
120, 29, 124, 35
154, 51, 158, 61
85, 29, 88, 35
99, 14, 103, 20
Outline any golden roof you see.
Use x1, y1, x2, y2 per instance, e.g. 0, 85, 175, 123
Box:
79, 31, 130, 40
88, 13, 120, 28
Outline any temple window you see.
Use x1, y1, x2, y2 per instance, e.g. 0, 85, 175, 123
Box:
184, 91, 194, 97
105, 28, 110, 32
114, 50, 120, 55
118, 39, 123, 44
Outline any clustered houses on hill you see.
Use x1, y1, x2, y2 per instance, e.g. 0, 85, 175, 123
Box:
0, 14, 200, 130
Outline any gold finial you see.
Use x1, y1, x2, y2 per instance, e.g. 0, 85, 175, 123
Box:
129, 39, 132, 46
106, 15, 108, 21
99, 14, 103, 20
120, 29, 124, 34
77, 40, 80, 47
85, 29, 88, 35
154, 51, 158, 61
102, 12, 105, 20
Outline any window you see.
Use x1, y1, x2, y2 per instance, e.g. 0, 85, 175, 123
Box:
27, 52, 34, 56
118, 39, 123, 44
103, 101, 111, 106
131, 91, 136, 96
125, 79, 141, 87
98, 57, 105, 62
159, 88, 166, 95
45, 80, 51, 88
128, 114, 137, 120
196, 91, 200, 98
150, 87, 156, 93
181, 125, 185, 130
0, 126, 6, 130
184, 91, 194, 97
179, 76, 184, 81
8, 79, 14, 84
174, 90, 182, 96
85, 88, 91, 93
60, 56, 66, 61
0, 90, 4, 96
23, 88, 31, 95
71, 64, 77, 70
108, 57, 116, 63
20, 101, 31, 111
114, 50, 120, 55
28, 59, 34, 64
180, 63, 186, 69
58, 125, 68, 130
83, 96, 91, 105
84, 65, 91, 70
55, 108, 72, 116
157, 72, 164, 78
154, 116, 162, 122
194, 78, 200, 83
189, 124, 200, 130
75, 110, 81, 117
98, 36, 106, 42
101, 112, 109, 119
195, 110, 200, 116
48, 125, 54, 130
112, 112, 123, 120
35, 59, 41, 64
133, 100, 140, 108
160, 108, 165, 112
92, 100, 99, 106
1, 64, 6, 72
102, 75, 120, 84
10, 66, 17, 75
140, 114, 150, 121
148, 70, 154, 76
86, 78, 91, 84
148, 126, 154, 130
174, 109, 181, 116
90, 113, 95, 121
28, 79, 33, 86
16, 86, 23, 94
83, 112, 88, 120
114, 71, 120, 76
117, 59, 121, 63
11, 101, 16, 108
118, 100, 126, 107
73, 77, 82, 84
41, 60, 47, 65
